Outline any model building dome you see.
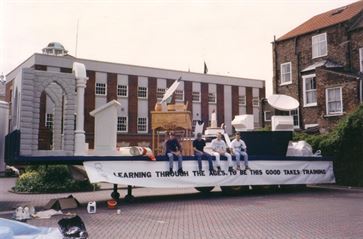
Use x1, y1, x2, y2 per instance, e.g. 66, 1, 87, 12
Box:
42, 42, 68, 56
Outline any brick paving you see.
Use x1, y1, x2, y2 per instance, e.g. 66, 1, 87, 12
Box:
1, 177, 363, 238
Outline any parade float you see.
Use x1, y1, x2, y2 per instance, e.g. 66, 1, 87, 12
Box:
4, 62, 335, 200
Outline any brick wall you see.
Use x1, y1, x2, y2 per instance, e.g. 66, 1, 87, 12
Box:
84, 70, 95, 148
274, 23, 362, 130
184, 81, 193, 112
246, 87, 253, 114
128, 75, 138, 134
147, 77, 157, 133
216, 84, 224, 124
351, 29, 363, 73
201, 83, 209, 127
231, 85, 239, 118
316, 68, 360, 131
107, 73, 117, 102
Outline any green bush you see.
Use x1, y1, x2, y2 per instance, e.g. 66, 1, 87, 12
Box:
14, 165, 97, 193
294, 104, 363, 187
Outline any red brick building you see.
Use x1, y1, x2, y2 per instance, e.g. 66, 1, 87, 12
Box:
272, 0, 363, 132
5, 47, 265, 151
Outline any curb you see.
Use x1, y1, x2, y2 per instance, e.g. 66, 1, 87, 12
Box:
308, 184, 363, 193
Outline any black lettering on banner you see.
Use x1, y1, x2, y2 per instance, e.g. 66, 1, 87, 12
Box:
283, 169, 300, 175
154, 170, 189, 177
113, 172, 152, 178
192, 171, 205, 176
302, 169, 326, 175
250, 169, 263, 175
265, 169, 281, 175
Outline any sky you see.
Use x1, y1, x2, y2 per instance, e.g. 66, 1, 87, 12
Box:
0, 0, 359, 96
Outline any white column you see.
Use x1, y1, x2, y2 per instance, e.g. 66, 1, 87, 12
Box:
0, 101, 9, 172
73, 62, 88, 155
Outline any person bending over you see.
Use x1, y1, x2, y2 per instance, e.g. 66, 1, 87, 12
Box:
231, 132, 250, 171
165, 131, 183, 173
193, 133, 215, 173
210, 132, 233, 172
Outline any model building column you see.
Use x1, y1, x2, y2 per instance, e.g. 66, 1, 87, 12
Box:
73, 62, 89, 155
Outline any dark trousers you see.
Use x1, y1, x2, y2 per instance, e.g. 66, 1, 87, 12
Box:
194, 151, 214, 171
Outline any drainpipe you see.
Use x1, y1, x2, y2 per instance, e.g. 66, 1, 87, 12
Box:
272, 36, 278, 94
294, 37, 303, 129
73, 62, 88, 156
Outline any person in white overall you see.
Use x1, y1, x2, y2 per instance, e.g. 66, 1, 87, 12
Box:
230, 132, 250, 171
211, 132, 233, 172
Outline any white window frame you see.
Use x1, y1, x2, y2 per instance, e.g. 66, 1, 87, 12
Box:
359, 48, 363, 72
312, 32, 328, 59
117, 85, 128, 97
280, 62, 292, 85
290, 108, 300, 129
137, 86, 148, 99
208, 93, 216, 104
137, 117, 148, 133
156, 88, 166, 99
95, 82, 107, 96
117, 116, 128, 133
303, 74, 317, 107
175, 90, 184, 101
192, 91, 200, 102
325, 87, 343, 116
252, 97, 260, 107
264, 111, 272, 122
45, 113, 54, 129
238, 95, 246, 106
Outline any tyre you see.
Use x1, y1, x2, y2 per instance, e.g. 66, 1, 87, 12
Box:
111, 191, 120, 200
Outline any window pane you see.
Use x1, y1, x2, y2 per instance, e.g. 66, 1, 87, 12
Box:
156, 88, 165, 99
117, 85, 127, 96
208, 93, 216, 103
117, 117, 127, 132
95, 83, 106, 95
175, 90, 184, 101
137, 87, 147, 98
192, 92, 200, 102
137, 117, 147, 132
238, 95, 246, 105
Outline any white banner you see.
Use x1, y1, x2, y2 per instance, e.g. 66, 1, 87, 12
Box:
83, 160, 335, 188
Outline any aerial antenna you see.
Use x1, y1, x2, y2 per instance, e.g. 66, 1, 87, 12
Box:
75, 18, 79, 57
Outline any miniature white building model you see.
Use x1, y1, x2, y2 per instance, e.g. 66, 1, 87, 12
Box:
42, 42, 68, 56
73, 62, 89, 156
204, 110, 225, 136
271, 116, 294, 131
231, 115, 255, 131
90, 100, 121, 154
0, 101, 9, 172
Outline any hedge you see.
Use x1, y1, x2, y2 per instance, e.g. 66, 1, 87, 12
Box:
294, 104, 363, 187
14, 165, 97, 193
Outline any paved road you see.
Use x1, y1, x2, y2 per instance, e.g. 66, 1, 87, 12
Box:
1, 177, 363, 239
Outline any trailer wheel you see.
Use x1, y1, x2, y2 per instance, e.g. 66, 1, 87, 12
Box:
195, 187, 214, 193
220, 186, 242, 195
111, 191, 120, 201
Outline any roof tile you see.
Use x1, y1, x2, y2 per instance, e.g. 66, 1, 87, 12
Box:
278, 0, 363, 41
